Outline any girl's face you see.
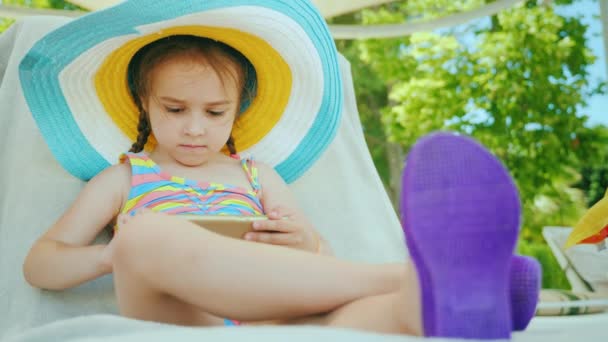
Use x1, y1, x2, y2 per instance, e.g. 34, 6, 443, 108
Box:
144, 56, 240, 166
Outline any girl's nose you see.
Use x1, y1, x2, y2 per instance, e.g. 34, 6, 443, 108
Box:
184, 114, 206, 136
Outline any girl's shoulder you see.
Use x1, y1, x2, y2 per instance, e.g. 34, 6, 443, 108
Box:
253, 160, 284, 187
84, 162, 132, 210
97, 162, 132, 187
119, 151, 150, 164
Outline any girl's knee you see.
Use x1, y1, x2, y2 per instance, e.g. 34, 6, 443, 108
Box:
111, 213, 164, 269
112, 212, 213, 272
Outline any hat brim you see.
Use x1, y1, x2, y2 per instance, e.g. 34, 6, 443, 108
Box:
20, 0, 342, 183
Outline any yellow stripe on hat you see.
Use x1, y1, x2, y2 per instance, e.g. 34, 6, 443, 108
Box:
95, 26, 292, 152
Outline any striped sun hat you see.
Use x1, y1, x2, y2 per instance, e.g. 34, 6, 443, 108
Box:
19, 0, 343, 183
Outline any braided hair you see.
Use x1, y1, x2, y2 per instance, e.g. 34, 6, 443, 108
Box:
226, 135, 237, 155
129, 110, 152, 153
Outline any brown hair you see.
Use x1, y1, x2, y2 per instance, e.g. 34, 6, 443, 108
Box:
126, 35, 256, 155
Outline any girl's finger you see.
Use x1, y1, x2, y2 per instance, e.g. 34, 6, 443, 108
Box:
244, 232, 302, 246
252, 219, 296, 233
267, 206, 295, 220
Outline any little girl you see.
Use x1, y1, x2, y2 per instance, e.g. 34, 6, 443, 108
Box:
20, 0, 539, 338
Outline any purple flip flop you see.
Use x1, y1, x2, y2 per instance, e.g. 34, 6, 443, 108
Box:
510, 255, 541, 331
400, 132, 520, 339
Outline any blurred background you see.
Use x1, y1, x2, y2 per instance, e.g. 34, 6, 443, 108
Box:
1, 0, 607, 290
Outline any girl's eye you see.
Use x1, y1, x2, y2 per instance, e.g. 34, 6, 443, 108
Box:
208, 110, 225, 116
165, 106, 183, 113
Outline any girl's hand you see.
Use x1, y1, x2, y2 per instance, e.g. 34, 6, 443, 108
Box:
99, 236, 115, 274
244, 206, 320, 253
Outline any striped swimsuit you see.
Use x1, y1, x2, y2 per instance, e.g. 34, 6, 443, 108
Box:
119, 152, 264, 326
120, 152, 264, 217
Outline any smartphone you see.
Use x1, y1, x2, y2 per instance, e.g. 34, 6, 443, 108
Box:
181, 214, 268, 239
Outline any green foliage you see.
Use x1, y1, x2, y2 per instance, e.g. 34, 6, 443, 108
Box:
0, 17, 16, 33
333, 1, 606, 288
0, 1, 84, 34
2, 0, 80, 10
574, 125, 608, 206
47, 0, 81, 10
579, 166, 608, 206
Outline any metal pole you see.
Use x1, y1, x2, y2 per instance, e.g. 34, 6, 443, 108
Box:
601, 0, 608, 80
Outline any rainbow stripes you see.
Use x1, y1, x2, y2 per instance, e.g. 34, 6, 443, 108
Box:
120, 153, 264, 217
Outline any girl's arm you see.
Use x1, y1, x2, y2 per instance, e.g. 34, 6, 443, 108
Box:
23, 163, 130, 290
256, 162, 334, 256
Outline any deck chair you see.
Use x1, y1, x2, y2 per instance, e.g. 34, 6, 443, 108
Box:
542, 227, 608, 293
536, 226, 608, 316
1, 15, 607, 342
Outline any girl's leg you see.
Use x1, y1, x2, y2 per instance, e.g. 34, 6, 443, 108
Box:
284, 261, 422, 335
287, 255, 541, 335
112, 268, 226, 326
111, 213, 405, 323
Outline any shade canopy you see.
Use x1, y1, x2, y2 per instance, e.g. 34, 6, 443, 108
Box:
66, 0, 397, 18
1, 0, 520, 39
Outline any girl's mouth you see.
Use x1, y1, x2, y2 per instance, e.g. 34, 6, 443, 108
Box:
179, 144, 207, 150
